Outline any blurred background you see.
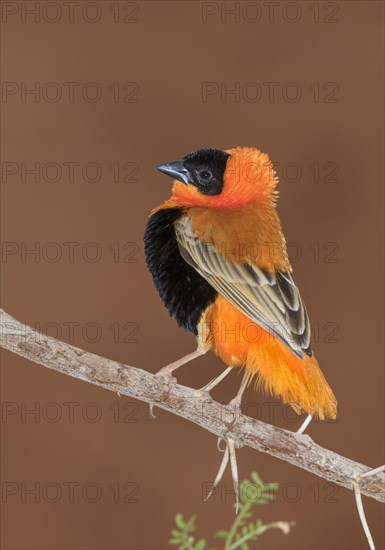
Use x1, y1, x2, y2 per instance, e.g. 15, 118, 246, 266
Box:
1, 1, 384, 549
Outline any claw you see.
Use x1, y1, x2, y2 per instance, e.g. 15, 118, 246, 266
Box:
204, 444, 229, 503
205, 437, 240, 513
227, 397, 242, 418
204, 372, 248, 511
148, 370, 177, 418
217, 436, 226, 452
228, 438, 240, 514
148, 348, 207, 419
149, 402, 156, 419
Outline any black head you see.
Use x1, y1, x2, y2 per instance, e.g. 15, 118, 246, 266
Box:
156, 147, 230, 196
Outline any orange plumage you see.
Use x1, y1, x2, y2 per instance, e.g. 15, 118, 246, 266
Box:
201, 296, 336, 420
146, 146, 337, 421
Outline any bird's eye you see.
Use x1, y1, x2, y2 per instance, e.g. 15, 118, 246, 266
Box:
199, 170, 212, 180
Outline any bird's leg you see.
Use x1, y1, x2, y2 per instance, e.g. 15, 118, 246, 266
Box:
204, 437, 240, 514
156, 348, 206, 380
297, 413, 313, 434
196, 366, 233, 394
359, 465, 385, 478
149, 348, 207, 418
227, 370, 251, 418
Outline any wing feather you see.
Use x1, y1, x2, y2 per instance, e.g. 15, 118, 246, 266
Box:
175, 217, 311, 358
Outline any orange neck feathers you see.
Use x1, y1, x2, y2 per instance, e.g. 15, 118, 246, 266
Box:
159, 147, 278, 210
153, 147, 289, 273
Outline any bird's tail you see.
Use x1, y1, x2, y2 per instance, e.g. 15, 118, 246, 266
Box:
246, 338, 337, 420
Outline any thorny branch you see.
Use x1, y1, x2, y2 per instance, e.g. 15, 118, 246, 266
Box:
1, 309, 384, 510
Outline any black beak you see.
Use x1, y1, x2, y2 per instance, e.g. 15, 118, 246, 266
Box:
156, 160, 190, 184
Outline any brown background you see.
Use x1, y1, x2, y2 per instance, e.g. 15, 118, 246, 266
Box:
1, 1, 384, 549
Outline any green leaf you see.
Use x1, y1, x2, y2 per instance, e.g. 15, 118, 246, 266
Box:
175, 513, 186, 530
170, 471, 292, 550
215, 530, 229, 538
250, 471, 262, 484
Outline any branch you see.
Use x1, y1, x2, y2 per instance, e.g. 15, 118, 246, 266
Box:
1, 309, 384, 504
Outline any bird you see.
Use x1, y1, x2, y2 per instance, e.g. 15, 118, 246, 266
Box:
144, 146, 337, 510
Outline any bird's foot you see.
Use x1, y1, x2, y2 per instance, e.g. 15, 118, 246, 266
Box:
193, 367, 234, 403
193, 386, 214, 404
226, 396, 243, 426
204, 396, 244, 513
204, 438, 240, 514
149, 367, 178, 419
155, 364, 178, 382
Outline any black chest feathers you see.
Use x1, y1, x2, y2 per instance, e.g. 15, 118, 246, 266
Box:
144, 207, 217, 334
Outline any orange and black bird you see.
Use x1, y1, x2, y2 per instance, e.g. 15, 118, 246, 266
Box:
144, 147, 337, 505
